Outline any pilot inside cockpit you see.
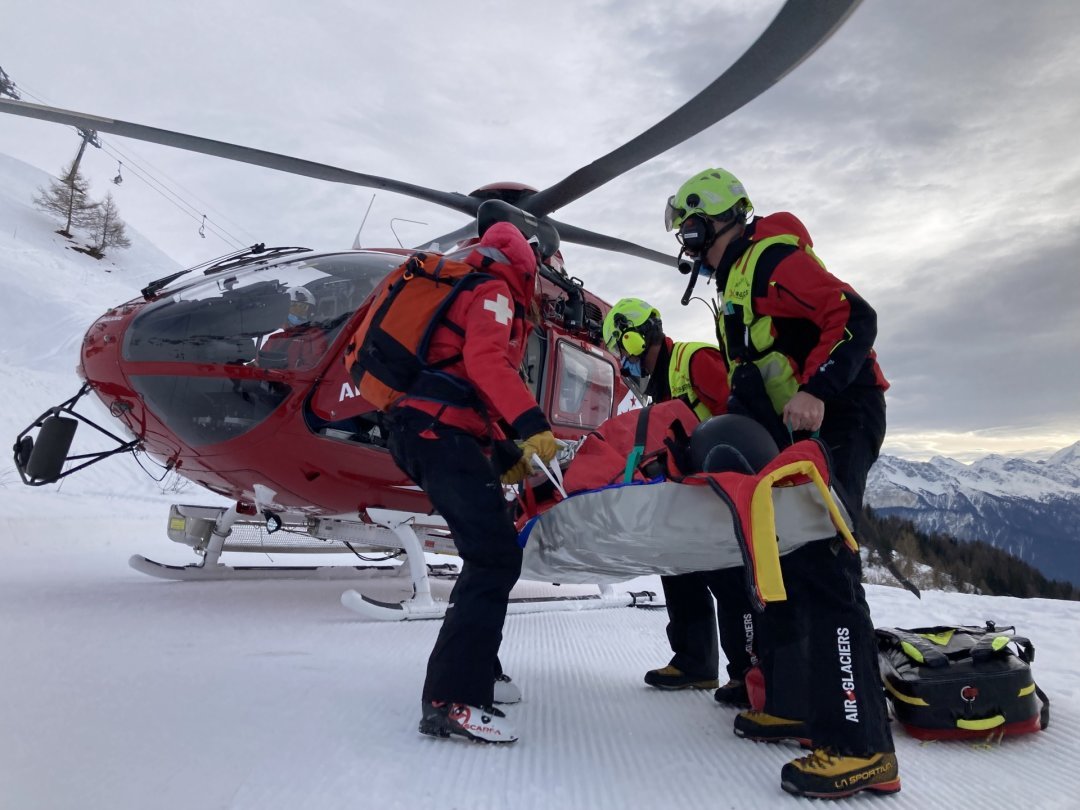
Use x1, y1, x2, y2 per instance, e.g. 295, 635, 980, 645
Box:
257, 286, 329, 370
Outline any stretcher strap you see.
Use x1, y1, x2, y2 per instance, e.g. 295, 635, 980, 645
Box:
704, 444, 855, 609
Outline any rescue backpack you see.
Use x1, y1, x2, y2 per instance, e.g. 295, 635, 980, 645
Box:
876, 622, 1050, 741
343, 252, 492, 411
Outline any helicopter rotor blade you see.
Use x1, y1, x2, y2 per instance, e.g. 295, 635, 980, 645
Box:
0, 98, 481, 217
523, 0, 862, 218
0, 0, 859, 265
549, 220, 677, 267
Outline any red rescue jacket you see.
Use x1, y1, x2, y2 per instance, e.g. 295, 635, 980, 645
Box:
394, 222, 549, 442
718, 213, 889, 399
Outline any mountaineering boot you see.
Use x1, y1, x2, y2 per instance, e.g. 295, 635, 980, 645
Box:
733, 710, 813, 748
713, 677, 750, 708
780, 749, 901, 799
418, 701, 518, 744
643, 665, 719, 690
493, 673, 522, 705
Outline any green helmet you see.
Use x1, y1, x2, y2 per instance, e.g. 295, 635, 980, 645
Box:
602, 297, 661, 357
664, 168, 752, 231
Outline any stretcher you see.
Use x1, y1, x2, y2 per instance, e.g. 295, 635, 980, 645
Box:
518, 439, 856, 610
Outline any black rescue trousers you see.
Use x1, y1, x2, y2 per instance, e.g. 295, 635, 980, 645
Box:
660, 567, 755, 681
387, 407, 522, 708
816, 386, 887, 519
759, 540, 894, 755
661, 386, 886, 690
759, 385, 891, 753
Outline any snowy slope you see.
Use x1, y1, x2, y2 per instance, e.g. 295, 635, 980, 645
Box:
3, 152, 1080, 809
0, 153, 195, 513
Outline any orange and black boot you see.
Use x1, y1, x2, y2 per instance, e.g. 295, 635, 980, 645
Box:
733, 710, 813, 748
713, 677, 750, 708
643, 665, 719, 690
780, 748, 901, 799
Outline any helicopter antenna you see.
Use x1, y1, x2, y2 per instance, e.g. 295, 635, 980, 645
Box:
352, 193, 376, 249
390, 218, 426, 248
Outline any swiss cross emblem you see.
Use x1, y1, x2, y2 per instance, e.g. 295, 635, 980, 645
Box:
483, 294, 513, 325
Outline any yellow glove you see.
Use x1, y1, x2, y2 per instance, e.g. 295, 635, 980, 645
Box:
500, 456, 534, 486
520, 430, 557, 464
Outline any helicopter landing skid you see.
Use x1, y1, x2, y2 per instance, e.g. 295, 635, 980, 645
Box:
135, 502, 654, 619
128, 554, 404, 582
130, 503, 464, 583
340, 583, 659, 622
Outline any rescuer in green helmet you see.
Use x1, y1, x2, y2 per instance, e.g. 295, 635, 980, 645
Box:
662, 168, 898, 800
603, 297, 758, 702
601, 297, 728, 419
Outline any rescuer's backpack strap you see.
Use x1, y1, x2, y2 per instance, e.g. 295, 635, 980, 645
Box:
343, 253, 493, 411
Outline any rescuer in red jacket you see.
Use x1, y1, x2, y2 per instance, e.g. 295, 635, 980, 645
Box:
665, 168, 898, 799
387, 221, 556, 745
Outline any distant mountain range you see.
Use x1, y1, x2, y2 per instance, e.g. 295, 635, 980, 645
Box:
866, 443, 1080, 587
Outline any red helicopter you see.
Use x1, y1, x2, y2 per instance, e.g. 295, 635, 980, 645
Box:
3, 1, 859, 618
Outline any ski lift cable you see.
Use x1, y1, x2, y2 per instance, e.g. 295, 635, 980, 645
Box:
99, 137, 261, 244
98, 142, 245, 249
16, 84, 254, 247
18, 87, 237, 249
105, 167, 241, 249
98, 141, 245, 247
98, 144, 245, 249
97, 142, 212, 223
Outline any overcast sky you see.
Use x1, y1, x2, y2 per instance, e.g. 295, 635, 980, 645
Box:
2, 0, 1078, 460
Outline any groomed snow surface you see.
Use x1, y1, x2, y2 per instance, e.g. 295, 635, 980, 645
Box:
2, 508, 1080, 810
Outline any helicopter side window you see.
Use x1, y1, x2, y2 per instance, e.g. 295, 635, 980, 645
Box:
549, 340, 615, 429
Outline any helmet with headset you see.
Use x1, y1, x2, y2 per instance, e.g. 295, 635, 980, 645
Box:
602, 297, 662, 358
665, 168, 752, 232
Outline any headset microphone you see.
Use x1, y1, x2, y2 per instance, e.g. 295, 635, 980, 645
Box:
680, 255, 702, 306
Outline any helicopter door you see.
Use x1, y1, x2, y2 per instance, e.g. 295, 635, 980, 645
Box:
522, 327, 547, 401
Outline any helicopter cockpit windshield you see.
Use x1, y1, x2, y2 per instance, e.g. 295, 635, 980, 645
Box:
122, 251, 400, 446
125, 251, 399, 368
